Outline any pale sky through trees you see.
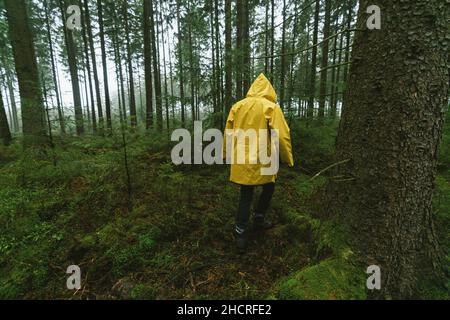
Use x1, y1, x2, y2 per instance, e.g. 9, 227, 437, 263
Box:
55, 1, 287, 111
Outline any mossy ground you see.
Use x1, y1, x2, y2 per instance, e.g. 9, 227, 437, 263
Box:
0, 132, 319, 299
0, 119, 448, 299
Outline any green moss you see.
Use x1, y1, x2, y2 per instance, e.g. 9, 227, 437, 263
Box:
131, 284, 156, 300
275, 258, 366, 300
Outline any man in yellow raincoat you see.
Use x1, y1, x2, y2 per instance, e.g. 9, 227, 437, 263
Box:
224, 73, 294, 252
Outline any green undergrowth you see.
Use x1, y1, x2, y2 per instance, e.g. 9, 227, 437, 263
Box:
0, 131, 329, 299
0, 116, 448, 299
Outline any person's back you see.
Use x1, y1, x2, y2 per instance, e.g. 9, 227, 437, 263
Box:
223, 73, 294, 252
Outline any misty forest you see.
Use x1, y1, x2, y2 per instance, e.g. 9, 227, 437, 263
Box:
0, 0, 449, 299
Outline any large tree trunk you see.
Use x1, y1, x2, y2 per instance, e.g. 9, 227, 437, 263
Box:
5, 0, 46, 146
325, 0, 449, 299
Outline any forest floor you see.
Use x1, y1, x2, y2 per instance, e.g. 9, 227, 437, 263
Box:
0, 121, 448, 299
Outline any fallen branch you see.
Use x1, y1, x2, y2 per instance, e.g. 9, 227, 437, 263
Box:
310, 159, 350, 181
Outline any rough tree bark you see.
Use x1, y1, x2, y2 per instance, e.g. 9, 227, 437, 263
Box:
5, 0, 46, 146
324, 0, 449, 299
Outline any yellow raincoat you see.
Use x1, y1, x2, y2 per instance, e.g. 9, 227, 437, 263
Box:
224, 73, 294, 185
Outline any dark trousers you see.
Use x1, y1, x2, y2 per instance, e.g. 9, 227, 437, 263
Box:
235, 183, 275, 233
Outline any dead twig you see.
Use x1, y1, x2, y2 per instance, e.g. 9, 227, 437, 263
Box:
310, 159, 350, 181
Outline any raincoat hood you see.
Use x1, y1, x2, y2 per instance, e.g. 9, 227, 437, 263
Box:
246, 73, 277, 103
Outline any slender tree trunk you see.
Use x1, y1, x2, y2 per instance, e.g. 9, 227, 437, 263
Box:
123, 1, 137, 128
0, 85, 12, 146
168, 33, 175, 123
242, 0, 250, 94
264, 0, 269, 75
329, 14, 339, 119
137, 60, 144, 123
159, 3, 170, 131
55, 54, 65, 124
149, 0, 163, 130
142, 3, 151, 126
270, 0, 274, 83
82, 67, 91, 128
2, 84, 13, 130
176, 0, 186, 128
59, 0, 84, 135
318, 0, 331, 121
5, 0, 46, 146
186, 2, 196, 124
83, 0, 103, 135
41, 73, 56, 165
4, 67, 19, 132
325, 0, 448, 299
287, 2, 299, 114
98, 0, 112, 132
235, 0, 243, 100
279, 0, 287, 109
334, 31, 345, 115
342, 1, 352, 85
224, 0, 232, 115
300, 21, 311, 118
115, 54, 124, 124
210, 5, 217, 121
307, 0, 320, 119
113, 26, 127, 123
78, 0, 96, 133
